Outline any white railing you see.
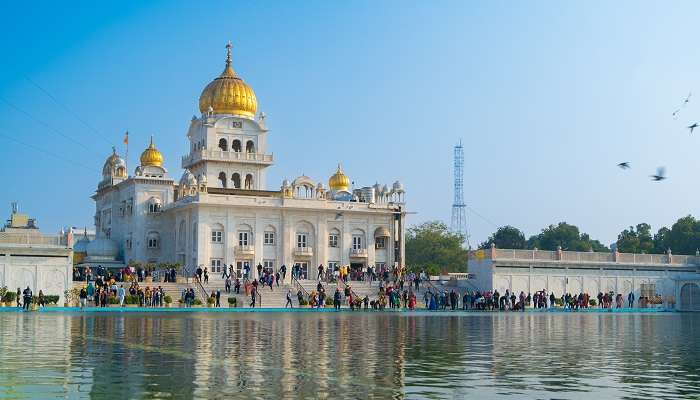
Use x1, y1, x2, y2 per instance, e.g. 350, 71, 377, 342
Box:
350, 248, 368, 257
0, 233, 66, 246
182, 150, 273, 166
294, 246, 313, 256
489, 247, 700, 266
235, 245, 255, 254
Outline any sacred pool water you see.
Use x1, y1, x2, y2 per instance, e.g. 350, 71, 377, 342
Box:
0, 311, 698, 399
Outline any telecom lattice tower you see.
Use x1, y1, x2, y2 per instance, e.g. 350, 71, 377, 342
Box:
451, 140, 468, 247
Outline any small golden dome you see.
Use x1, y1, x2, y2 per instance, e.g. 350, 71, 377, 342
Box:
329, 164, 350, 192
198, 42, 257, 118
140, 137, 163, 167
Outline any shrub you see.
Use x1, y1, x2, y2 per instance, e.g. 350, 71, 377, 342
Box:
227, 297, 237, 306
178, 298, 184, 304
193, 299, 203, 306
589, 299, 597, 307
325, 297, 334, 306
0, 287, 7, 300
3, 292, 17, 303
46, 295, 60, 304
124, 295, 139, 305
206, 297, 215, 305
554, 298, 564, 307
108, 296, 120, 305
164, 295, 172, 304
299, 298, 309, 306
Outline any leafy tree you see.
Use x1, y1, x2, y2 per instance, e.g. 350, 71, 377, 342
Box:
526, 222, 608, 252
479, 226, 526, 249
405, 221, 468, 274
665, 215, 700, 255
616, 223, 654, 253
653, 226, 670, 254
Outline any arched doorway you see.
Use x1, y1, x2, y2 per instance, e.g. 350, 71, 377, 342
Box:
680, 283, 700, 311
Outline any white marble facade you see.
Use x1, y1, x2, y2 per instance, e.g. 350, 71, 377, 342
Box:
468, 247, 700, 309
84, 43, 407, 282
0, 228, 72, 303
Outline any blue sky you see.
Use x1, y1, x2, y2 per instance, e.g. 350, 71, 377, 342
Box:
1, 0, 699, 247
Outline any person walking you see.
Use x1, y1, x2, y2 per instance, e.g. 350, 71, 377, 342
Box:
203, 267, 209, 284
285, 289, 293, 308
334, 288, 342, 310
628, 291, 635, 308
79, 287, 88, 309
216, 290, 221, 307
196, 266, 203, 283
22, 287, 32, 311
280, 264, 287, 281
117, 285, 126, 306
250, 287, 257, 308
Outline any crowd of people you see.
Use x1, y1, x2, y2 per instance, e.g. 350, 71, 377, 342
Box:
77, 278, 168, 308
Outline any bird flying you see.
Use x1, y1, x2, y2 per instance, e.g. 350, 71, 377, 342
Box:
617, 162, 630, 169
688, 123, 699, 134
672, 92, 692, 118
650, 167, 666, 181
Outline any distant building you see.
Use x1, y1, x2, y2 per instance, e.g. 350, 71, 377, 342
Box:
0, 205, 72, 303
469, 245, 700, 311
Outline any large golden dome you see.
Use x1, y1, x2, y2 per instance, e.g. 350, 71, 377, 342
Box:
329, 164, 351, 192
140, 137, 163, 167
198, 42, 257, 118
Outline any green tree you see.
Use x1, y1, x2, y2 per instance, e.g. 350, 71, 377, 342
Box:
653, 226, 671, 254
526, 222, 608, 252
479, 225, 526, 249
666, 215, 700, 255
616, 223, 654, 253
405, 221, 468, 275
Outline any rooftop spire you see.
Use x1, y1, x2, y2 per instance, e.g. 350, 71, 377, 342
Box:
225, 41, 232, 68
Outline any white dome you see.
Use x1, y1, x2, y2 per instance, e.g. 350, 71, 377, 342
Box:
86, 237, 119, 259
392, 181, 404, 192
179, 169, 197, 187
282, 179, 290, 187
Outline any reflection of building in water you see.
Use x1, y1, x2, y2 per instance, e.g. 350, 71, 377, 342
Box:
0, 313, 78, 393
469, 246, 700, 310
78, 42, 407, 282
187, 314, 407, 398
0, 204, 72, 302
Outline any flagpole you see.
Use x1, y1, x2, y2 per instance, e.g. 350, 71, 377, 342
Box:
124, 131, 129, 177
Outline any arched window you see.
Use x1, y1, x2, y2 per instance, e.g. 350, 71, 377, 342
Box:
244, 174, 253, 190
218, 172, 227, 188
147, 197, 162, 213
147, 231, 160, 249
232, 140, 242, 152
246, 140, 255, 153
218, 138, 228, 151
232, 173, 241, 189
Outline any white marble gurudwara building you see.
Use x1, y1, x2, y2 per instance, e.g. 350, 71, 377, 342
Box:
468, 245, 700, 311
79, 42, 407, 283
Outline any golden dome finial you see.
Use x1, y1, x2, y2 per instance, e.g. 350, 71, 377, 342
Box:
329, 163, 350, 192
140, 135, 163, 167
199, 41, 257, 118
225, 41, 232, 67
